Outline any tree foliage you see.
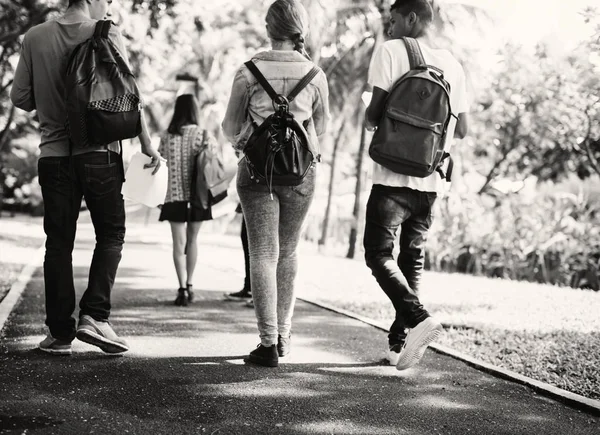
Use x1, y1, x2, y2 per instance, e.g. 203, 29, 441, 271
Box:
2, 0, 599, 288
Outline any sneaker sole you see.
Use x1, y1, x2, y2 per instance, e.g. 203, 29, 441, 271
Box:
39, 346, 72, 356
76, 329, 129, 354
244, 355, 278, 367
396, 324, 443, 371
224, 295, 251, 302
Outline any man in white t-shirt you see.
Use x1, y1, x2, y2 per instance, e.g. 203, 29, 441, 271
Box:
363, 0, 469, 370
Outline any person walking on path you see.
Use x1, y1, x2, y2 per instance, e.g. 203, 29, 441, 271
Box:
10, 0, 161, 355
224, 215, 254, 307
364, 0, 469, 370
222, 0, 330, 367
158, 94, 218, 306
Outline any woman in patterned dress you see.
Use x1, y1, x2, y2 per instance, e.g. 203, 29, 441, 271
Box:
158, 94, 215, 306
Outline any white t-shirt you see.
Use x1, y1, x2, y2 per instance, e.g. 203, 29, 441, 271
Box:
367, 38, 469, 193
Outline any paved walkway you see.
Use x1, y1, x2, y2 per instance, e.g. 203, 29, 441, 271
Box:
0, 222, 598, 434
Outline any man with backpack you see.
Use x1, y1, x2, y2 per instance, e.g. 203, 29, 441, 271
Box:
10, 0, 161, 355
364, 0, 469, 370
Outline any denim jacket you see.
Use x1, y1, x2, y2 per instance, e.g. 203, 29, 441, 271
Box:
222, 50, 330, 156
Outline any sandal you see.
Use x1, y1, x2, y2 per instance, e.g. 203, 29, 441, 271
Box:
186, 284, 194, 304
174, 287, 188, 306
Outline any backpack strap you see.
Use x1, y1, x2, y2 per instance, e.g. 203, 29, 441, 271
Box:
402, 37, 426, 69
93, 20, 105, 39
287, 67, 320, 102
100, 20, 112, 38
93, 20, 112, 39
435, 152, 454, 182
201, 129, 207, 149
244, 61, 279, 102
245, 61, 320, 104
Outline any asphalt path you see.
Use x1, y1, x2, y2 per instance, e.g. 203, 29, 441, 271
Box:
0, 225, 598, 434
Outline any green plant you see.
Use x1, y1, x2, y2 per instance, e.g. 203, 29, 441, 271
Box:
426, 188, 600, 290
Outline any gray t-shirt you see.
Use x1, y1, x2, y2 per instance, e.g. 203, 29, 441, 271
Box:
10, 18, 130, 158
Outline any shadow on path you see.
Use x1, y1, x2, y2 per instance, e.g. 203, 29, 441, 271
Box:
1, 263, 598, 435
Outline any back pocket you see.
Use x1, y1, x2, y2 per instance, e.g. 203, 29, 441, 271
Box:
84, 162, 118, 196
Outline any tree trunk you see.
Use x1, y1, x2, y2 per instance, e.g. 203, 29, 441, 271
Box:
0, 105, 15, 153
319, 119, 347, 246
478, 119, 520, 194
347, 118, 368, 258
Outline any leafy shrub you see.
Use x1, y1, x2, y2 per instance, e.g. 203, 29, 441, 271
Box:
426, 189, 600, 290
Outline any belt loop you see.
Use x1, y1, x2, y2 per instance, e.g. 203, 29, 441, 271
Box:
107, 148, 111, 164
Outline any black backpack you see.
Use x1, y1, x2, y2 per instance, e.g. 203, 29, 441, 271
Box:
243, 61, 320, 190
65, 20, 142, 148
369, 37, 455, 181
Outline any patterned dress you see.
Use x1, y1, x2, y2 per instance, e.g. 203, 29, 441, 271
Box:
158, 125, 215, 222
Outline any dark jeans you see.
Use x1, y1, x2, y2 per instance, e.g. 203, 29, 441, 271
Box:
37, 151, 125, 342
241, 216, 251, 291
363, 184, 437, 346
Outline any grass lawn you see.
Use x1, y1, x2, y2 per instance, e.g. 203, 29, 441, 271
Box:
297, 251, 600, 401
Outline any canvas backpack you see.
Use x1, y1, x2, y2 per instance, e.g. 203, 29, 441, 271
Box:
242, 61, 321, 193
191, 129, 237, 210
369, 37, 455, 181
65, 20, 142, 149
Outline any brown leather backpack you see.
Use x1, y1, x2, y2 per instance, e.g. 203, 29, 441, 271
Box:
65, 20, 142, 148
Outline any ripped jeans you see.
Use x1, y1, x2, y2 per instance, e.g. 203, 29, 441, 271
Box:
237, 160, 315, 346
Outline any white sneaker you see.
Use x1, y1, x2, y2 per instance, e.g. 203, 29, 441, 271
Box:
39, 334, 72, 355
76, 315, 129, 354
386, 344, 402, 366
396, 317, 443, 371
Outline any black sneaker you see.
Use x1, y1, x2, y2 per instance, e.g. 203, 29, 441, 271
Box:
224, 288, 252, 301
277, 334, 291, 357
244, 344, 278, 367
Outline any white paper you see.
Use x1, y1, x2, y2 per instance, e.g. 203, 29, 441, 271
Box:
361, 91, 372, 107
121, 152, 168, 208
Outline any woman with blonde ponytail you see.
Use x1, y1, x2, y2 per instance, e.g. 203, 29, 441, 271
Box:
222, 0, 330, 367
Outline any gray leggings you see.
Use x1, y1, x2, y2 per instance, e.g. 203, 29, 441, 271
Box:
236, 161, 316, 346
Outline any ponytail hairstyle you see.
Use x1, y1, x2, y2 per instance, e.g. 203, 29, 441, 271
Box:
265, 0, 311, 60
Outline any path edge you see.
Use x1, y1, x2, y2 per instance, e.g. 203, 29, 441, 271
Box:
0, 245, 44, 334
298, 296, 600, 417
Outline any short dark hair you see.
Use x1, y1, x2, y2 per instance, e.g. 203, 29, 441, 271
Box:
167, 94, 200, 135
390, 0, 434, 25
68, 0, 84, 6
